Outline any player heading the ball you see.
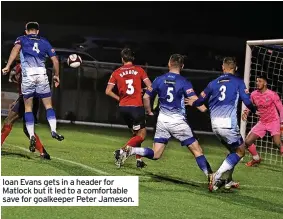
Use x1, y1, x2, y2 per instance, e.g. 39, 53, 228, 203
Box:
2, 21, 64, 152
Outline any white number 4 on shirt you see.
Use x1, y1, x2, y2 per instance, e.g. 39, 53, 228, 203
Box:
33, 42, 40, 54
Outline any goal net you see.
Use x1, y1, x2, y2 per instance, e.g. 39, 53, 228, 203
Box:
240, 39, 283, 165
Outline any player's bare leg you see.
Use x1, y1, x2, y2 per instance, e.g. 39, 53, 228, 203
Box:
125, 128, 147, 168
134, 128, 147, 168
124, 142, 166, 163
126, 139, 213, 180
118, 142, 166, 168
187, 140, 213, 179
115, 127, 146, 168
24, 96, 36, 152
151, 142, 166, 159
41, 96, 64, 141
245, 132, 262, 166
272, 134, 283, 156
1, 110, 19, 145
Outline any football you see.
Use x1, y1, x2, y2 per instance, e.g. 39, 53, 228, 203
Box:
67, 54, 82, 68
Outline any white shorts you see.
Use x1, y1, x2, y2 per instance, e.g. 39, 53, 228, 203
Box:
154, 113, 196, 146
21, 74, 51, 99
212, 126, 243, 149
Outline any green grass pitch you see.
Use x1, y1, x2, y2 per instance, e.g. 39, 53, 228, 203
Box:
1, 122, 283, 219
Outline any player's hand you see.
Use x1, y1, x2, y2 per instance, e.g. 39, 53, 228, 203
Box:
146, 86, 153, 92
242, 109, 249, 121
184, 98, 195, 106
147, 111, 154, 116
2, 66, 10, 75
53, 75, 60, 88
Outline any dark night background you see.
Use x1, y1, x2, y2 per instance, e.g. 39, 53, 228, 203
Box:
2, 1, 283, 38
2, 1, 283, 67
1, 1, 283, 129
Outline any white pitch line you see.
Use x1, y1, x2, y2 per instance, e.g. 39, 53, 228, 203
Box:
3, 144, 283, 192
140, 176, 283, 191
4, 143, 109, 175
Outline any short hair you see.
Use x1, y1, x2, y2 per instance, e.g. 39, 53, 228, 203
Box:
169, 54, 185, 68
25, 22, 39, 31
223, 57, 237, 71
256, 73, 268, 83
121, 48, 135, 62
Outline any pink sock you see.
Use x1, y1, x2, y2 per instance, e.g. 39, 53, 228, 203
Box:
248, 144, 258, 156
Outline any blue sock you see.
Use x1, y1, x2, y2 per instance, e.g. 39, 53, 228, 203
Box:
195, 155, 212, 176
46, 108, 57, 132
25, 112, 35, 139
133, 147, 155, 159
215, 153, 241, 181
144, 148, 155, 159
226, 153, 241, 166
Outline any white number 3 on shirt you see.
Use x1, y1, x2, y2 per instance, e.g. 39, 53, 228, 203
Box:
126, 79, 134, 95
218, 85, 226, 101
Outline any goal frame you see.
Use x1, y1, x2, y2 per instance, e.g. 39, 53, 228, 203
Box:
240, 39, 283, 139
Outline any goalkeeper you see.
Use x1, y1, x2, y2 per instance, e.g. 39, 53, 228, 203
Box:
242, 74, 283, 167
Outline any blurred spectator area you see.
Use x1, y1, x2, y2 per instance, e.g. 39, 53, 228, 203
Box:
2, 30, 244, 72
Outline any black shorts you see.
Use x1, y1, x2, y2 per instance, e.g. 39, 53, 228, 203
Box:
11, 95, 40, 120
119, 106, 146, 131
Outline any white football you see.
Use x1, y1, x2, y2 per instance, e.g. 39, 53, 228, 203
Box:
67, 54, 82, 68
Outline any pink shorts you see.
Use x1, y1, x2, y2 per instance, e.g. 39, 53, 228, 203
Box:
251, 120, 281, 138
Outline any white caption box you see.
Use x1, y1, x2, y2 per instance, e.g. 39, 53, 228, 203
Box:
0, 176, 139, 206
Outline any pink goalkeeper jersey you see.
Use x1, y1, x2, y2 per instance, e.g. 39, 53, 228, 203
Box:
250, 89, 283, 124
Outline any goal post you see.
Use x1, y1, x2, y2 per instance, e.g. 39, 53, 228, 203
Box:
240, 39, 283, 165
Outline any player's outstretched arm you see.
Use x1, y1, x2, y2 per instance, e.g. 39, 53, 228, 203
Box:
272, 92, 283, 134
2, 44, 21, 75
143, 77, 158, 115
50, 56, 59, 77
241, 108, 250, 121
140, 67, 152, 89
143, 78, 152, 90
185, 91, 209, 108
143, 93, 153, 115
50, 56, 60, 87
239, 81, 257, 114
185, 82, 211, 109
273, 93, 283, 123
185, 95, 208, 112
